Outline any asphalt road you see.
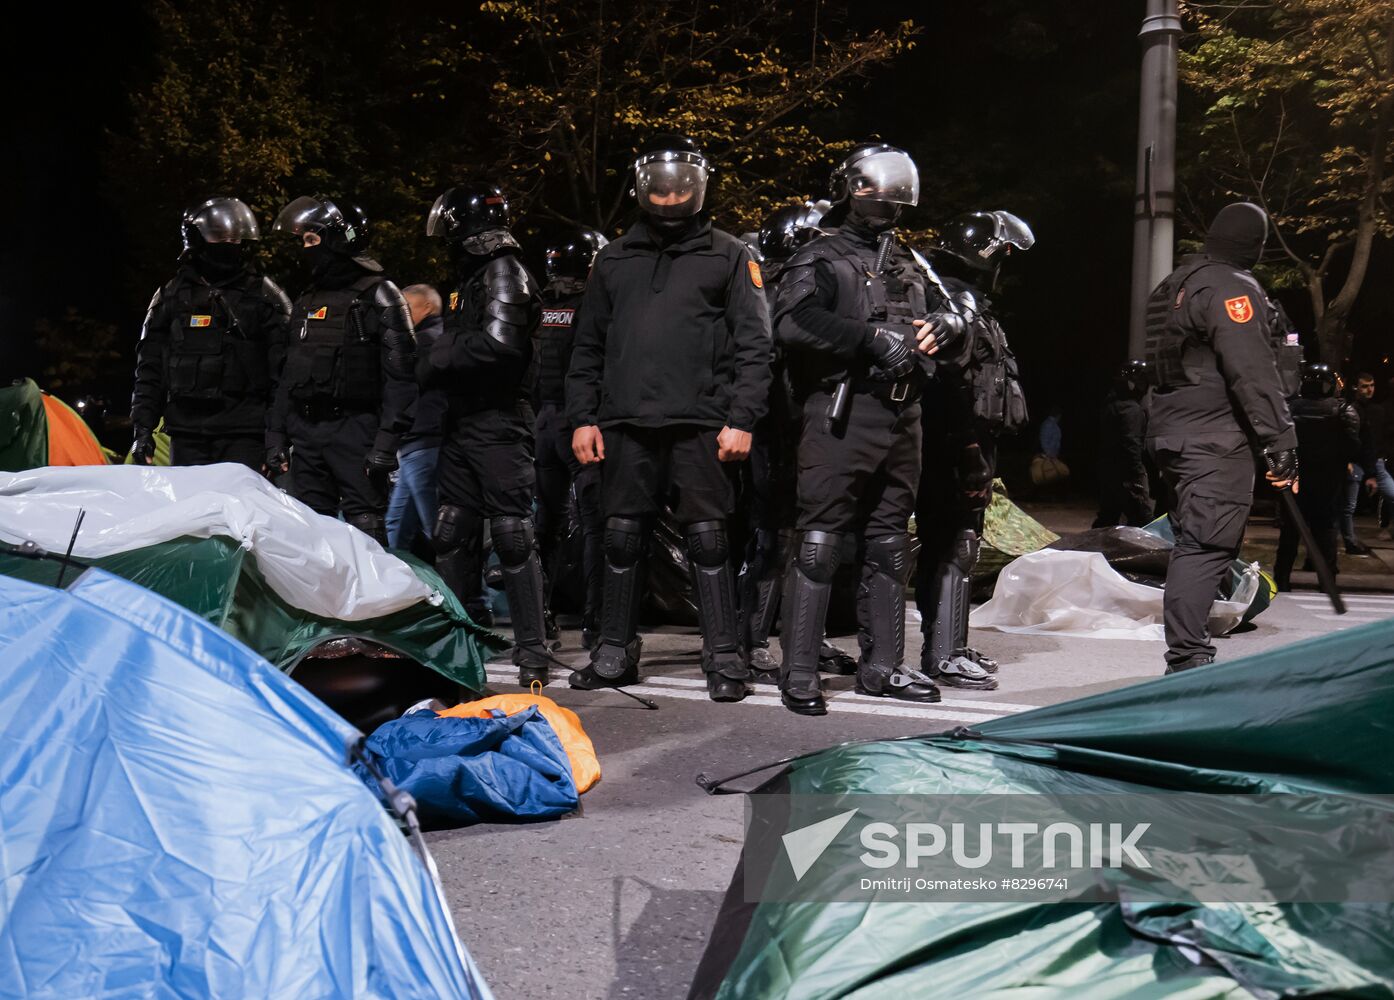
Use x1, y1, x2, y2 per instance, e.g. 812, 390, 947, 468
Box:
429, 568, 1394, 1000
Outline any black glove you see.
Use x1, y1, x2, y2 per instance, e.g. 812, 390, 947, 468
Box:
365, 448, 399, 489
924, 310, 969, 353
866, 327, 915, 380
131, 426, 156, 465
959, 442, 993, 510
1264, 447, 1299, 487
265, 433, 290, 475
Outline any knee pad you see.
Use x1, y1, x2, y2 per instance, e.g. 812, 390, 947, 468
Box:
604, 516, 646, 568
490, 515, 535, 568
950, 529, 979, 575
794, 530, 844, 584
865, 533, 912, 584
684, 519, 729, 568
432, 504, 478, 555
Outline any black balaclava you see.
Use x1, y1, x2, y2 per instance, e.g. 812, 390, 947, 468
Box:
193, 242, 247, 282
841, 200, 901, 246
1204, 202, 1268, 269
643, 211, 698, 244
305, 244, 362, 289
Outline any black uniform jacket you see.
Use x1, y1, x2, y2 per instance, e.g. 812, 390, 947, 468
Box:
565, 217, 771, 432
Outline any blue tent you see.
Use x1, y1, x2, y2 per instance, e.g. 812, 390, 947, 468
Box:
0, 569, 492, 999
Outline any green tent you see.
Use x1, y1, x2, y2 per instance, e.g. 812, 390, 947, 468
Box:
689, 619, 1394, 998
0, 537, 505, 689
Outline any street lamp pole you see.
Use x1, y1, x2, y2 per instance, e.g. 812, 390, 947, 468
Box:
1127, 0, 1183, 360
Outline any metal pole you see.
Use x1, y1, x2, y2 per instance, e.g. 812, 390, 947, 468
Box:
1127, 0, 1182, 360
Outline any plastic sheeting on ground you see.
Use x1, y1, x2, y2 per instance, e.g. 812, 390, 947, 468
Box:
970, 548, 1260, 640
0, 464, 433, 620
0, 536, 503, 689
357, 706, 580, 828
688, 614, 1394, 1000
0, 569, 491, 1000
440, 694, 601, 794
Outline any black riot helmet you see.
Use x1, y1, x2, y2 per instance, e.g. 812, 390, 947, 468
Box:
829, 143, 920, 208
757, 200, 831, 262
427, 183, 519, 260
938, 210, 1035, 273
273, 195, 371, 257
544, 228, 608, 281
181, 197, 260, 256
740, 233, 765, 264
1118, 359, 1152, 398
1299, 362, 1339, 400
633, 134, 710, 220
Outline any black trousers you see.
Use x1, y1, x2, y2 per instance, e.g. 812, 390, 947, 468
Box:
914, 428, 995, 609
600, 424, 736, 522
287, 410, 386, 518
436, 402, 536, 518
1094, 462, 1154, 528
1150, 436, 1254, 669
535, 401, 603, 617
794, 390, 921, 537
169, 433, 263, 472
1275, 477, 1342, 585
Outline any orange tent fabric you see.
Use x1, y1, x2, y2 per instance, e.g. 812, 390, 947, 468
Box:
440, 694, 600, 793
41, 395, 108, 467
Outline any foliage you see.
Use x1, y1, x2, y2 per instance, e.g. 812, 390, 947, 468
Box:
35, 309, 124, 397
1180, 0, 1394, 363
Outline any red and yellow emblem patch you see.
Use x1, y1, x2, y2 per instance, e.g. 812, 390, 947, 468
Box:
308, 306, 328, 320
449, 291, 460, 311
748, 259, 763, 289
189, 315, 212, 328
1224, 295, 1254, 324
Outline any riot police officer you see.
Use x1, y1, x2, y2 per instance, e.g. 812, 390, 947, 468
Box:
419, 183, 552, 686
268, 195, 416, 544
566, 134, 772, 702
1144, 201, 1298, 673
535, 228, 608, 649
1094, 359, 1154, 528
741, 201, 858, 678
131, 198, 290, 468
774, 142, 967, 715
915, 210, 1034, 690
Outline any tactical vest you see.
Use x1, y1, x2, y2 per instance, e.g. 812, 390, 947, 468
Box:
163, 275, 268, 401
968, 312, 1029, 434
809, 235, 926, 366
282, 275, 383, 404
1267, 298, 1304, 398
537, 290, 581, 404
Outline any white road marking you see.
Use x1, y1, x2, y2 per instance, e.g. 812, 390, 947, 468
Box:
482, 670, 1014, 722
1288, 594, 1394, 605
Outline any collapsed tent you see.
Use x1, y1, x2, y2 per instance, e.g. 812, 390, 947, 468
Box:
689, 617, 1394, 999
0, 569, 491, 999
0, 465, 504, 688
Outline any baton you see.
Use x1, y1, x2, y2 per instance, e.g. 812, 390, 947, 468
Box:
1268, 459, 1345, 615
826, 231, 897, 432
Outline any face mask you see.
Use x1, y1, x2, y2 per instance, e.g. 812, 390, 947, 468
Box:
1204, 202, 1268, 270
848, 199, 902, 233
302, 241, 336, 278
196, 242, 246, 278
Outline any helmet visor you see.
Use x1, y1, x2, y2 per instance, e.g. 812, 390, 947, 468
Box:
634, 156, 708, 218
847, 151, 919, 207
189, 198, 260, 242
991, 210, 1035, 250
273, 196, 340, 237
425, 192, 449, 237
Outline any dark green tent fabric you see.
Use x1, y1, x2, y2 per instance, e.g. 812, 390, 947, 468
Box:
0, 537, 506, 689
689, 620, 1394, 999
0, 379, 48, 473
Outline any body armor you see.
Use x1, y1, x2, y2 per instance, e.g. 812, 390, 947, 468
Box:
282, 275, 385, 404
537, 285, 583, 405
948, 283, 1028, 434
161, 274, 277, 402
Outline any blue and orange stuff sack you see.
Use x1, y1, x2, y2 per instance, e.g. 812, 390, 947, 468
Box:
439, 693, 600, 793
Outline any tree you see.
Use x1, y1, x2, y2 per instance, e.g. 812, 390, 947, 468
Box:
474, 1, 919, 236
1180, 0, 1394, 365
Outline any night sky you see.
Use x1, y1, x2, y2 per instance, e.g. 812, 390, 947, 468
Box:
7, 2, 1390, 478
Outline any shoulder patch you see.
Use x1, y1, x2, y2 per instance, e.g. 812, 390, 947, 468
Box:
1224, 295, 1254, 324
308, 306, 328, 320
449, 291, 460, 311
748, 259, 763, 289
1174, 287, 1186, 310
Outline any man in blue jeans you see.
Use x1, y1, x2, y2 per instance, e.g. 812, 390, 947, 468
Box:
387, 285, 447, 553
1342, 372, 1394, 554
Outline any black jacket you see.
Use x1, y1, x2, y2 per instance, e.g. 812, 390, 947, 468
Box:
1099, 392, 1147, 477
1145, 254, 1296, 452
1292, 396, 1361, 489
536, 280, 586, 408
400, 312, 447, 454
131, 265, 291, 436
565, 217, 771, 432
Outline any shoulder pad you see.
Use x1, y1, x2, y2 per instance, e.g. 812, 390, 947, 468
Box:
483, 254, 537, 305
261, 276, 292, 316
785, 235, 848, 271
373, 279, 408, 311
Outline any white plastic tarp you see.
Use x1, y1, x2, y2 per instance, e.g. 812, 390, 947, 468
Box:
0, 464, 435, 621
970, 548, 1258, 641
